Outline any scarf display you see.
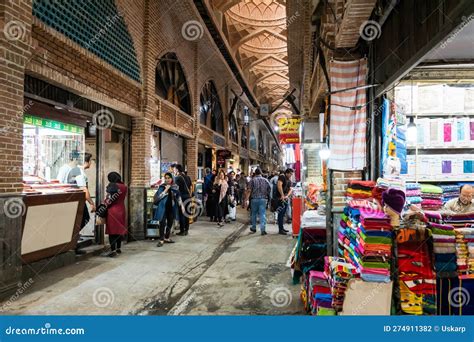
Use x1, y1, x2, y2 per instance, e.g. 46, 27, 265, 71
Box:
427, 222, 457, 274
324, 256, 358, 312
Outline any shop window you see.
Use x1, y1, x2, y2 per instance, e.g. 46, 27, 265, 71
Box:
155, 53, 191, 115
241, 126, 248, 148
23, 115, 85, 182
200, 81, 224, 134
258, 130, 265, 154
229, 115, 238, 143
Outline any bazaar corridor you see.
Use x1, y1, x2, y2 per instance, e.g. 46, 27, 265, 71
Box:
0, 211, 301, 315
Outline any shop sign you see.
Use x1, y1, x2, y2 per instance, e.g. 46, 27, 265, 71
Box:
216, 149, 231, 167
213, 134, 226, 147
278, 117, 301, 144
24, 115, 83, 134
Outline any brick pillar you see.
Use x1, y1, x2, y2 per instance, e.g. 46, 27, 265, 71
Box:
0, 0, 33, 296
128, 116, 152, 241
331, 170, 363, 210
186, 138, 198, 181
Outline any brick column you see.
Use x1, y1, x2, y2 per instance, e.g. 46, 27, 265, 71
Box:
331, 170, 363, 210
0, 0, 33, 296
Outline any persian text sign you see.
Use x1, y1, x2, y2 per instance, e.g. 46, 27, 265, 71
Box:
278, 117, 301, 144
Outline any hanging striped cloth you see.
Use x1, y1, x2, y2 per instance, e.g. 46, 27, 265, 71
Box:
328, 59, 368, 171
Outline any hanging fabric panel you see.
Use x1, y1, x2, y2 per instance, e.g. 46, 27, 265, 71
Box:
328, 59, 368, 170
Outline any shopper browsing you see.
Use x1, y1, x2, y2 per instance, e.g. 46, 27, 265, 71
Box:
154, 173, 182, 247
103, 172, 128, 256
275, 168, 294, 235
214, 170, 228, 227
172, 164, 193, 236
248, 168, 271, 235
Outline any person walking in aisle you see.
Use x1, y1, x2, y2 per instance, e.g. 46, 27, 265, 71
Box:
248, 168, 271, 235
214, 170, 228, 227
275, 168, 294, 235
104, 172, 128, 257
172, 164, 192, 236
238, 172, 248, 208
226, 171, 237, 222
153, 172, 182, 247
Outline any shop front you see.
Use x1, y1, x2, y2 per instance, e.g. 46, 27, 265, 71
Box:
21, 77, 131, 263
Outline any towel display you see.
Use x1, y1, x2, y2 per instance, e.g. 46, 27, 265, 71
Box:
441, 184, 461, 204
339, 200, 393, 283
426, 221, 457, 274
345, 180, 376, 200
419, 184, 443, 210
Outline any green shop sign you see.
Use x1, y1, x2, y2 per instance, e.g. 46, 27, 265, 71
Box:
24, 115, 84, 134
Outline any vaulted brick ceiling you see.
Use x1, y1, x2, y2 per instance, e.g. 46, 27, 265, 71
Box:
212, 0, 291, 112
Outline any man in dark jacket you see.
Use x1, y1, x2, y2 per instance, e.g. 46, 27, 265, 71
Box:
172, 164, 193, 236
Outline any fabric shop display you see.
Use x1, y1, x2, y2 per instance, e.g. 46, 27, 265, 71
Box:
376, 177, 406, 191
324, 256, 358, 312
441, 184, 460, 204
345, 180, 376, 200
420, 184, 443, 210
405, 183, 422, 208
454, 226, 474, 274
339, 201, 393, 283
293, 226, 327, 285
427, 222, 457, 274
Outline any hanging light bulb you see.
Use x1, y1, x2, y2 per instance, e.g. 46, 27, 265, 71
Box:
407, 117, 417, 143
319, 143, 331, 160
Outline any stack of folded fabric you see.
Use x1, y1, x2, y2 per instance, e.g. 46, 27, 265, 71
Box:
441, 184, 460, 204
397, 227, 436, 315
324, 256, 358, 312
345, 180, 376, 200
338, 200, 393, 283
405, 183, 422, 208
420, 184, 443, 210
376, 177, 406, 191
306, 270, 335, 315
428, 222, 457, 274
443, 213, 474, 229
454, 226, 474, 274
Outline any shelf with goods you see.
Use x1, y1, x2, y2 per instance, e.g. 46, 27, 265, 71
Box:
396, 82, 474, 183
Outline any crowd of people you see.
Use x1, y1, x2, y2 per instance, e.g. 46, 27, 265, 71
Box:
88, 163, 295, 257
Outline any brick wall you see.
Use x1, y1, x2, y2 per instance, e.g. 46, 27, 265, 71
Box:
331, 170, 363, 209
0, 0, 33, 193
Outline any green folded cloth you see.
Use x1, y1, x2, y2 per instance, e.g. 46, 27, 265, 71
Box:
420, 184, 443, 194
432, 228, 455, 236
317, 307, 336, 316
360, 261, 390, 269
359, 231, 392, 245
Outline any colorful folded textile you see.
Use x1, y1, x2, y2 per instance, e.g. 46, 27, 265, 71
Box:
406, 183, 421, 190
420, 184, 443, 194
